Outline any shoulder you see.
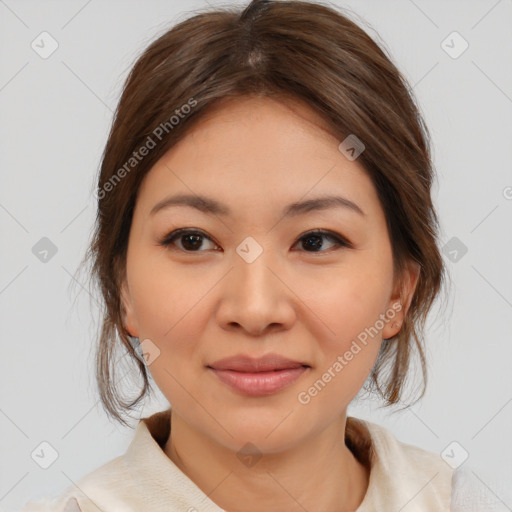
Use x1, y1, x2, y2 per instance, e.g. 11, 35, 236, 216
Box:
348, 417, 453, 511
350, 417, 512, 511
21, 411, 174, 512
21, 453, 137, 512
358, 417, 455, 479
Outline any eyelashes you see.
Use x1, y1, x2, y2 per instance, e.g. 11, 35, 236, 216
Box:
157, 228, 352, 254
159, 228, 220, 252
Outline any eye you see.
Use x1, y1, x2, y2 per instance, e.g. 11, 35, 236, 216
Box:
292, 229, 351, 253
158, 228, 351, 254
158, 228, 219, 252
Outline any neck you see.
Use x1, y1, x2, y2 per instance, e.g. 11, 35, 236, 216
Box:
164, 410, 370, 512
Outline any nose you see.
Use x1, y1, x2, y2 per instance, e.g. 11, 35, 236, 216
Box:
215, 249, 296, 336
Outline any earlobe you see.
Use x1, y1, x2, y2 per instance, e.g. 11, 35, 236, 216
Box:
382, 261, 420, 340
381, 307, 403, 340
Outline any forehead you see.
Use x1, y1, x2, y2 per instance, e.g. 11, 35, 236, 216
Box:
136, 95, 381, 223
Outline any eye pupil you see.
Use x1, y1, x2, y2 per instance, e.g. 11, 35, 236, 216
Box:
182, 234, 202, 251
303, 235, 323, 251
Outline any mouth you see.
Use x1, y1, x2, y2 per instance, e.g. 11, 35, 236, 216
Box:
206, 364, 311, 396
206, 353, 311, 395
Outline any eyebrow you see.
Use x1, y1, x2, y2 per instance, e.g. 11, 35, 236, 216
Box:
150, 193, 366, 218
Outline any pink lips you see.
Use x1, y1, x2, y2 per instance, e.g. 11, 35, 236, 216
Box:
207, 353, 310, 396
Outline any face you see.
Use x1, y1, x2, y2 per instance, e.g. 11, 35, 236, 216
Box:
121, 95, 418, 453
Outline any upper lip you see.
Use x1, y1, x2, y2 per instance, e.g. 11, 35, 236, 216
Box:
207, 353, 310, 372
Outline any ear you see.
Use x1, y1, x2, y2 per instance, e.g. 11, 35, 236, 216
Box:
120, 278, 139, 338
381, 260, 420, 340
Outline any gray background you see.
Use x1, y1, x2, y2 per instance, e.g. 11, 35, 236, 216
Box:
1, 0, 511, 509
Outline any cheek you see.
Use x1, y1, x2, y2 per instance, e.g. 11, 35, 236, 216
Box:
128, 251, 212, 340
300, 266, 390, 345
297, 280, 384, 409
294, 260, 391, 395
127, 260, 209, 406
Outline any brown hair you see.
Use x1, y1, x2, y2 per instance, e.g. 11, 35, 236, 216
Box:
77, 0, 448, 427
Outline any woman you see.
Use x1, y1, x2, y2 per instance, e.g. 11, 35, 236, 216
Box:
22, 0, 494, 510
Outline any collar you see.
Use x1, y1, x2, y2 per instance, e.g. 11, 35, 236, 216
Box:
123, 407, 380, 510
123, 407, 452, 511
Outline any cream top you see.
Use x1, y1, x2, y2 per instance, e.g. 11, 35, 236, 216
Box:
22, 407, 472, 511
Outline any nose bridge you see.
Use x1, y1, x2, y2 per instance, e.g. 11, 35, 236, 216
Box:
217, 238, 293, 334
232, 240, 279, 300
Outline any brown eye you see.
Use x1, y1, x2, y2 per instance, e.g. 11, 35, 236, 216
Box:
159, 229, 218, 252
294, 230, 351, 253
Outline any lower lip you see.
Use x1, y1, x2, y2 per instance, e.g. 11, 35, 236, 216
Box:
208, 366, 309, 396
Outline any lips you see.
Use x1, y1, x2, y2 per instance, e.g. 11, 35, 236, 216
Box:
207, 353, 310, 396
207, 353, 310, 373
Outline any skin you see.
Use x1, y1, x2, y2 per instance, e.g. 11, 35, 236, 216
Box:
121, 95, 419, 512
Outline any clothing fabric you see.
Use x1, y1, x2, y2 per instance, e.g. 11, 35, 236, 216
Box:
21, 408, 505, 511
